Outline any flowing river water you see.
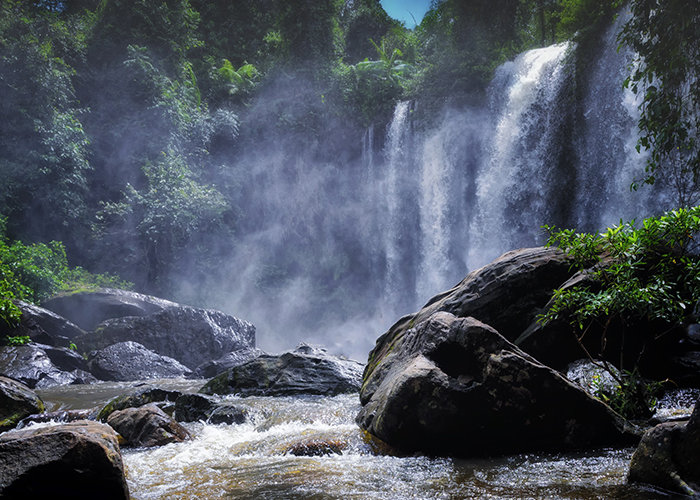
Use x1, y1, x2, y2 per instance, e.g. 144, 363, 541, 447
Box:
35, 379, 689, 500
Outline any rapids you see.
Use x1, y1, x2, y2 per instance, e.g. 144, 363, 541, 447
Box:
35, 380, 689, 500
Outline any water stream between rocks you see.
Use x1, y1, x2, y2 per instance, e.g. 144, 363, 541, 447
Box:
36, 380, 688, 500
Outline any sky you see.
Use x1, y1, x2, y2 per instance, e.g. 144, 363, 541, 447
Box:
380, 0, 432, 28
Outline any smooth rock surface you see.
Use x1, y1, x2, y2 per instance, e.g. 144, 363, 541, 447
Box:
42, 288, 179, 331
358, 311, 638, 456
77, 306, 256, 369
0, 376, 44, 432
87, 341, 192, 381
200, 343, 364, 397
364, 247, 574, 397
106, 404, 191, 447
0, 343, 97, 389
0, 420, 129, 499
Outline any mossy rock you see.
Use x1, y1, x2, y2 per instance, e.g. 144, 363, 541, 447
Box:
0, 376, 44, 432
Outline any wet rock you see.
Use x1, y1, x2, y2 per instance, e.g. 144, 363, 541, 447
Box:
0, 343, 97, 389
629, 399, 700, 496
17, 408, 100, 428
97, 386, 183, 421
76, 306, 256, 370
0, 376, 44, 432
200, 343, 364, 397
358, 312, 638, 456
87, 341, 192, 381
174, 393, 256, 425
106, 404, 192, 447
365, 247, 574, 397
0, 420, 129, 499
192, 347, 266, 379
42, 288, 179, 331
565, 358, 621, 399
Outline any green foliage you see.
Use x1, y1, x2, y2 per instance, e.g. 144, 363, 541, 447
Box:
592, 368, 659, 419
618, 0, 700, 207
543, 207, 700, 331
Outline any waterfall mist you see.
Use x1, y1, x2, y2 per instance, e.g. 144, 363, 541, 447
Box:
170, 19, 672, 362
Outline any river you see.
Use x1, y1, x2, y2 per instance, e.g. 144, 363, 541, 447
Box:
35, 379, 686, 500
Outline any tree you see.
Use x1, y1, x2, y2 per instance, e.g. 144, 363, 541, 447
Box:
619, 0, 700, 207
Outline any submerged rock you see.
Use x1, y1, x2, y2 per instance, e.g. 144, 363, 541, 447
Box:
0, 343, 97, 389
0, 376, 44, 432
87, 341, 192, 381
629, 399, 700, 495
200, 343, 364, 397
42, 288, 179, 331
357, 312, 638, 456
76, 306, 256, 369
106, 404, 192, 447
0, 420, 129, 499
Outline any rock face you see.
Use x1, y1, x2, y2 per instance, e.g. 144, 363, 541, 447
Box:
200, 343, 364, 397
14, 300, 87, 347
106, 404, 192, 447
87, 341, 192, 381
0, 420, 129, 499
628, 400, 700, 496
42, 288, 179, 331
0, 376, 44, 432
357, 312, 637, 456
192, 347, 265, 379
76, 306, 256, 370
0, 343, 97, 389
365, 247, 574, 389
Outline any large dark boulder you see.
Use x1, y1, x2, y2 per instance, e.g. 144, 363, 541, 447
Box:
364, 247, 574, 393
76, 306, 255, 369
192, 347, 266, 379
106, 404, 192, 447
0, 420, 129, 499
0, 343, 97, 389
42, 288, 179, 331
87, 341, 192, 381
200, 343, 364, 397
0, 376, 44, 432
629, 399, 700, 496
357, 312, 638, 456
13, 300, 87, 347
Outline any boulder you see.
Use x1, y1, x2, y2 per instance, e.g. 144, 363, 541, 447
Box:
0, 420, 129, 499
76, 306, 256, 369
200, 343, 364, 397
565, 358, 621, 400
174, 393, 256, 425
629, 399, 700, 496
42, 288, 179, 331
13, 300, 87, 347
0, 343, 97, 389
365, 247, 574, 392
357, 311, 638, 456
97, 386, 183, 421
106, 404, 192, 447
87, 341, 192, 381
191, 347, 266, 379
0, 376, 44, 432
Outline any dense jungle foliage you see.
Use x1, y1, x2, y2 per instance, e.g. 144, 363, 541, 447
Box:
0, 0, 697, 330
